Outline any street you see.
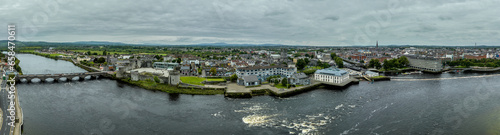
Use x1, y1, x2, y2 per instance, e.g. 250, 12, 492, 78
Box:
0, 74, 13, 135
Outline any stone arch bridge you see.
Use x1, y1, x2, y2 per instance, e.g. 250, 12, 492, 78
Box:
16, 72, 109, 83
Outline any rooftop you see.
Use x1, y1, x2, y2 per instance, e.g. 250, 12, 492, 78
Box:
237, 65, 294, 70
241, 75, 259, 82
315, 67, 348, 76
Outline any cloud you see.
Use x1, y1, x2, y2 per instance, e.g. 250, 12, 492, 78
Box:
438, 15, 453, 20
0, 0, 499, 46
324, 15, 339, 21
407, 24, 438, 33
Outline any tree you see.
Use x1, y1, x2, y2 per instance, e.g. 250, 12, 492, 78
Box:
198, 68, 202, 75
486, 62, 496, 67
293, 53, 300, 57
383, 59, 392, 70
398, 56, 410, 67
87, 51, 91, 55
210, 67, 217, 76
154, 55, 161, 60
330, 53, 337, 60
396, 61, 403, 68
369, 59, 382, 69
360, 60, 365, 63
296, 59, 306, 70
176, 58, 182, 64
154, 76, 161, 83
304, 58, 310, 65
281, 78, 288, 87
94, 57, 106, 63
230, 74, 238, 82
103, 50, 107, 56
334, 57, 344, 68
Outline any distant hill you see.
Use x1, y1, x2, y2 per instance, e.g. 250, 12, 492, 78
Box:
72, 41, 127, 45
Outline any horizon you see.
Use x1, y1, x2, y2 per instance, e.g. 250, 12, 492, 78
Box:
5, 40, 499, 47
2, 0, 500, 46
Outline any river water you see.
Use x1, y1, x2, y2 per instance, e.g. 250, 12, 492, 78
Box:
16, 54, 500, 135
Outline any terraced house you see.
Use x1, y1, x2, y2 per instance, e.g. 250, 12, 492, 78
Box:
235, 65, 297, 81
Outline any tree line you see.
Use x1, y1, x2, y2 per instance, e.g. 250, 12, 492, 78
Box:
447, 58, 500, 68
367, 56, 409, 70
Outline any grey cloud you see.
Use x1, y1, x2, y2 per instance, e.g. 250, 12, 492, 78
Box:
407, 24, 438, 33
438, 15, 453, 20
0, 0, 499, 45
324, 16, 339, 21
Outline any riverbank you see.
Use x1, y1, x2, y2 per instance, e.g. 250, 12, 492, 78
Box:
114, 77, 225, 95
20, 52, 368, 98
225, 79, 360, 98
22, 52, 97, 72
20, 52, 226, 95
450, 67, 500, 73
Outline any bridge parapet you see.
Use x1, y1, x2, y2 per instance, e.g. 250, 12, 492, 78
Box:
17, 72, 108, 83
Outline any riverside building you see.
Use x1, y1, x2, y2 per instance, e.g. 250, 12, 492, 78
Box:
235, 65, 297, 81
314, 67, 349, 84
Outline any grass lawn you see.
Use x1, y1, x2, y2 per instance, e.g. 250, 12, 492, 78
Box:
206, 78, 225, 81
123, 79, 224, 95
371, 76, 387, 79
454, 66, 468, 68
180, 76, 206, 86
181, 77, 225, 86
274, 84, 290, 89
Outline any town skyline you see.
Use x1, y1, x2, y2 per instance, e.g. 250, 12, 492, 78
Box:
3, 40, 499, 47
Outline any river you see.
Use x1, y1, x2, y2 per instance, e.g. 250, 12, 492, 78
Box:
16, 54, 500, 135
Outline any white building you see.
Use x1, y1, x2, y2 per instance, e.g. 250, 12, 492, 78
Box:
364, 71, 379, 77
235, 65, 297, 81
314, 68, 349, 84
121, 56, 131, 59
270, 54, 281, 59
77, 56, 91, 62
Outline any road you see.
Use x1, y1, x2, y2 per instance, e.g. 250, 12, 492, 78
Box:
0, 76, 13, 135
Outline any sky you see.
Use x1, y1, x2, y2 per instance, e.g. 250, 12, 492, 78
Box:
1, 0, 499, 46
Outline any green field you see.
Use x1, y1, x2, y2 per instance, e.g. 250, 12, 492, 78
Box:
180, 77, 206, 86
206, 78, 225, 81
123, 79, 224, 95
181, 76, 224, 86
70, 50, 131, 55
180, 77, 226, 86
20, 50, 71, 58
48, 53, 70, 57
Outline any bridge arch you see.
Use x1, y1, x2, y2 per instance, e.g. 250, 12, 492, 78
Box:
16, 72, 108, 83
